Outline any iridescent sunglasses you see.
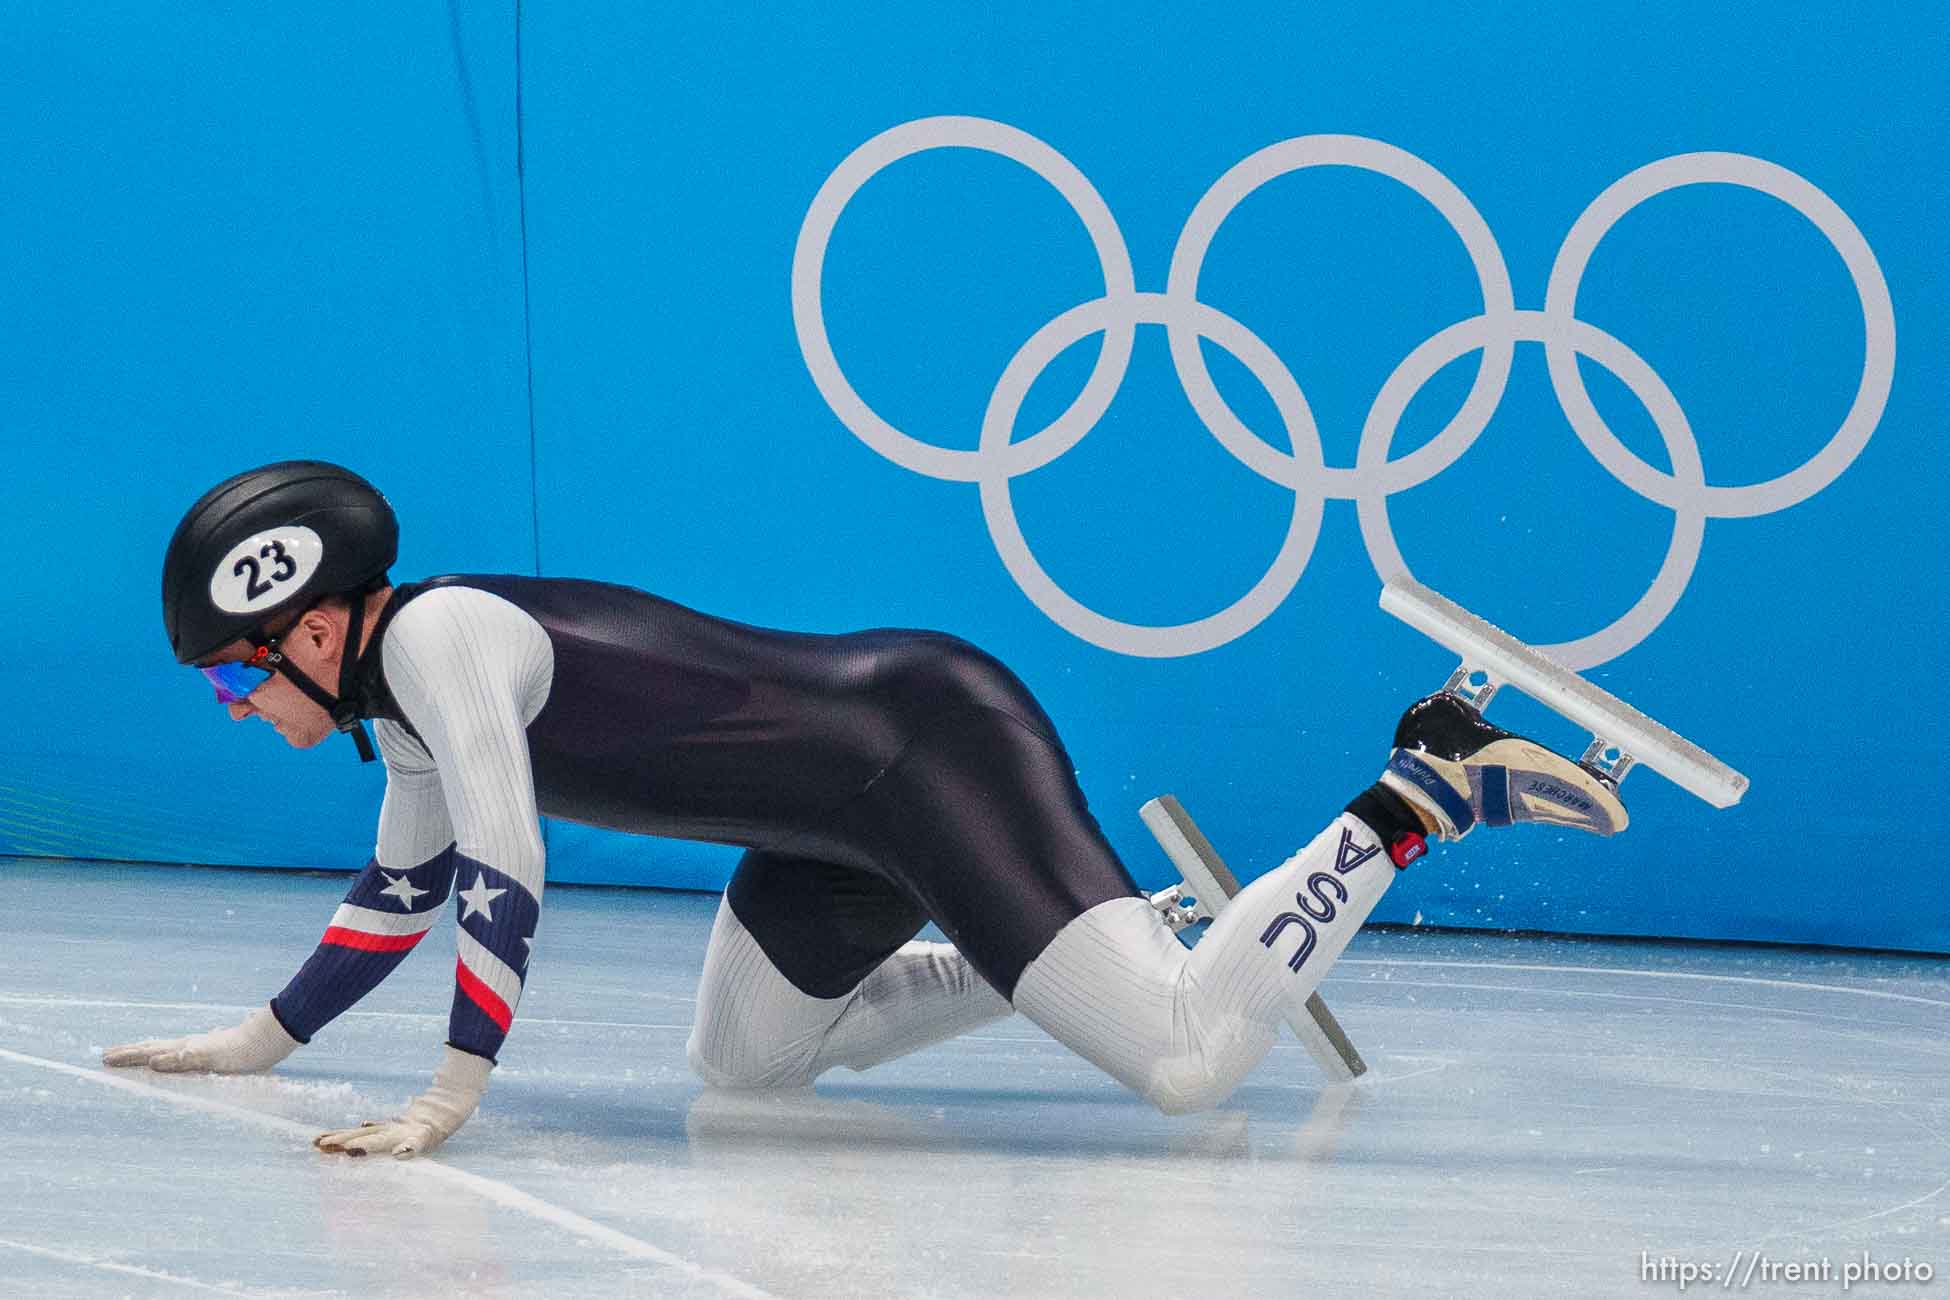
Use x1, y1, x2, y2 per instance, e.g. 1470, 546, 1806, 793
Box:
197, 641, 281, 704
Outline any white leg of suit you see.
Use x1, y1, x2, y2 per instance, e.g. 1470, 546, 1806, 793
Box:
688, 813, 1393, 1112
1011, 813, 1395, 1114
687, 898, 1013, 1089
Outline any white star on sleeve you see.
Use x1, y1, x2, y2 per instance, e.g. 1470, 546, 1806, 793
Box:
378, 872, 430, 910
458, 875, 508, 923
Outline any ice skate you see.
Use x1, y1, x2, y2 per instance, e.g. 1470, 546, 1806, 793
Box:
1380, 692, 1628, 839
1379, 577, 1748, 813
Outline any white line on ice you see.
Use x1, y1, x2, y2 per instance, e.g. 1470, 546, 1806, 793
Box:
11, 950, 1945, 1056
1246, 1054, 1454, 1085
0, 993, 690, 1032
0, 1235, 308, 1296
0, 1045, 783, 1300
1345, 977, 1947, 1037
1766, 1175, 1950, 1240
1338, 958, 1950, 1011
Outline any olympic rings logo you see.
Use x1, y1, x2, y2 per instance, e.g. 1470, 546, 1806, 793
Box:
791, 117, 1895, 668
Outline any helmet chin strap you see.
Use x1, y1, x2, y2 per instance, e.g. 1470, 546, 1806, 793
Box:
333, 592, 377, 763
256, 596, 379, 763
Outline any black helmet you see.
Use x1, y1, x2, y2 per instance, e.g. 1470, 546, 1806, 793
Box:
163, 461, 397, 665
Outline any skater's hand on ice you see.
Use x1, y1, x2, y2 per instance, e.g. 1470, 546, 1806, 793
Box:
102, 1005, 298, 1074
315, 1046, 490, 1160
313, 1117, 447, 1160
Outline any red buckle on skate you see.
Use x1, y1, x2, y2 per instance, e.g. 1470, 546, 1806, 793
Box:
1389, 831, 1427, 868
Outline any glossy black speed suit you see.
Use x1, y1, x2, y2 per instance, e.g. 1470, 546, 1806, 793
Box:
363, 575, 1143, 1000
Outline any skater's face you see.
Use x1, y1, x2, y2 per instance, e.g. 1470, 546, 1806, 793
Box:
200, 604, 351, 749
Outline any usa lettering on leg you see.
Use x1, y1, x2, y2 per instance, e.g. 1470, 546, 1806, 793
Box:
1259, 830, 1379, 974
1332, 827, 1380, 875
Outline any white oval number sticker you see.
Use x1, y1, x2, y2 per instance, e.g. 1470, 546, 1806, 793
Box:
209, 525, 325, 615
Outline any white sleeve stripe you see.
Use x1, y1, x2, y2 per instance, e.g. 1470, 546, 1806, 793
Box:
449, 607, 531, 857
329, 902, 444, 937
450, 602, 534, 867
457, 929, 526, 1012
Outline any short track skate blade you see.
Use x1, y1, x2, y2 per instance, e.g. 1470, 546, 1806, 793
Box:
1379, 578, 1749, 808
1140, 796, 1368, 1081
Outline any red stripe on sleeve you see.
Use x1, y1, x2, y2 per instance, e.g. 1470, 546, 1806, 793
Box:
454, 958, 514, 1032
321, 926, 427, 954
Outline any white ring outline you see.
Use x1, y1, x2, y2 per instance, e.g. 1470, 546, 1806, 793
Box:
977, 292, 1326, 658
1164, 134, 1518, 499
1543, 151, 1896, 519
791, 115, 1137, 482
1356, 310, 1707, 669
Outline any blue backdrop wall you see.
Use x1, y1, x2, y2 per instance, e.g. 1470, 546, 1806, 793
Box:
2, 2, 1943, 953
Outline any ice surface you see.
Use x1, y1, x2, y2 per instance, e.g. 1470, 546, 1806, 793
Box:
1, 860, 1944, 1298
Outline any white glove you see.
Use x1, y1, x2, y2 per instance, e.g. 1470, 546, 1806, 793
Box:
314, 1046, 491, 1160
102, 1005, 299, 1074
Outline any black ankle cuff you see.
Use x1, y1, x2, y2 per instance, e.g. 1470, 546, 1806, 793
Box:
1346, 783, 1429, 868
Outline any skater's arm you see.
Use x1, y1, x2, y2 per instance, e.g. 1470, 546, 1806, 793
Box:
380, 589, 550, 1064
314, 588, 552, 1158
101, 742, 458, 1075
267, 753, 460, 1045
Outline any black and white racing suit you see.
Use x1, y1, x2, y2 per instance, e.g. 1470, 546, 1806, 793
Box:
271, 575, 1398, 1113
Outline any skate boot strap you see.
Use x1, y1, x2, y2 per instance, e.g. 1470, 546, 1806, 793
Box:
1385, 751, 1477, 836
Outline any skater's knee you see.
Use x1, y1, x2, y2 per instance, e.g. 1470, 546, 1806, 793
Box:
686, 1025, 817, 1090
1133, 1026, 1268, 1114
1136, 1060, 1235, 1116
685, 1028, 738, 1086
